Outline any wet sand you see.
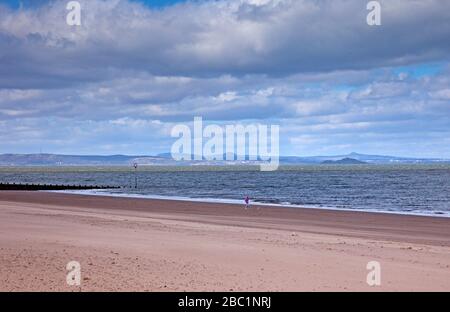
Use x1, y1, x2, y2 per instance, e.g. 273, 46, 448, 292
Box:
0, 191, 449, 291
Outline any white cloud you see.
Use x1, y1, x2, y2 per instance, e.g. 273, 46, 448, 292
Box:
0, 0, 449, 156
1, 0, 450, 88
429, 89, 450, 100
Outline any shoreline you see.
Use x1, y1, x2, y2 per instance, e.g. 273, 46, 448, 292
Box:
1, 191, 449, 291
2, 191, 450, 246
49, 189, 450, 219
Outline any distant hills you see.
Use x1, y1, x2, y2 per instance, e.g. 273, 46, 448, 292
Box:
321, 157, 366, 165
279, 152, 449, 164
0, 152, 448, 166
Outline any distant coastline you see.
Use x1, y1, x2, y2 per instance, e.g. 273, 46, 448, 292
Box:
0, 152, 449, 166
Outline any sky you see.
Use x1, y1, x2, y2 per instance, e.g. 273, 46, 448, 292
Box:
0, 0, 449, 157
2, 0, 187, 9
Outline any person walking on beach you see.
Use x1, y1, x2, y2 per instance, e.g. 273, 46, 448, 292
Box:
244, 195, 250, 209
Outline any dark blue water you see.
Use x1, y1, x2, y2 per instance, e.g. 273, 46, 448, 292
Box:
1, 165, 449, 217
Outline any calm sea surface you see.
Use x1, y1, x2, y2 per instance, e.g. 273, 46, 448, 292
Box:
1, 165, 449, 217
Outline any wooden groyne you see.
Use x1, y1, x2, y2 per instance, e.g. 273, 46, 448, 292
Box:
0, 183, 120, 191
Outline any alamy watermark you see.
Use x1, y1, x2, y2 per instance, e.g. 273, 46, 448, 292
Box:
367, 1, 381, 26
66, 260, 81, 286
66, 1, 81, 26
65, 1, 379, 27
366, 261, 381, 286
171, 117, 280, 171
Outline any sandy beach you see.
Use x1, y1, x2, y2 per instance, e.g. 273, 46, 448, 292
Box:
0, 191, 449, 292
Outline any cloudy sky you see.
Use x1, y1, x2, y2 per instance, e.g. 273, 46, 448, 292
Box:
0, 0, 449, 157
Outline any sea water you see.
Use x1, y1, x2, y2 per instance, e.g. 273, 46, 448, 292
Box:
1, 164, 449, 217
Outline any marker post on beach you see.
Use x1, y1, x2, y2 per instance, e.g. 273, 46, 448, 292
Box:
133, 163, 138, 189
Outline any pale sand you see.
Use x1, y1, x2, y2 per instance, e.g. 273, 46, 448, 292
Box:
0, 191, 449, 292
